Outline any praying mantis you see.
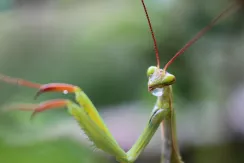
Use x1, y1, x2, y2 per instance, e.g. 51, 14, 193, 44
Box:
0, 1, 239, 163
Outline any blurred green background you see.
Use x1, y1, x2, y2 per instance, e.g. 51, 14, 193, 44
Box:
0, 0, 244, 163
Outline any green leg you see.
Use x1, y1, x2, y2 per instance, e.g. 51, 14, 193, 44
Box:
126, 108, 167, 162
23, 83, 174, 163
30, 99, 128, 163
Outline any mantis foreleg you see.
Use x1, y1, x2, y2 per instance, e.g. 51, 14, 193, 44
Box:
19, 82, 170, 163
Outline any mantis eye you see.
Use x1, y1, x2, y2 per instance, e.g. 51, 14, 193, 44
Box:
147, 66, 157, 77
162, 72, 176, 86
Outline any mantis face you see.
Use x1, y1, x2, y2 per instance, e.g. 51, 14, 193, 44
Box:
147, 66, 175, 96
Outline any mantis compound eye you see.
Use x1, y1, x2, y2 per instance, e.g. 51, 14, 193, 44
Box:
162, 72, 176, 86
146, 66, 157, 77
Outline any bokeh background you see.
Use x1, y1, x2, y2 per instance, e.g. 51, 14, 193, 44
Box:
0, 0, 244, 163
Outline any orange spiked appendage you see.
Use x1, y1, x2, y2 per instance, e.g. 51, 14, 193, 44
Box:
35, 83, 77, 99
30, 99, 69, 119
0, 74, 41, 89
0, 74, 78, 99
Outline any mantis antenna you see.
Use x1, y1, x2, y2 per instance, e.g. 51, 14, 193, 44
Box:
141, 0, 160, 68
163, 3, 237, 71
141, 0, 236, 71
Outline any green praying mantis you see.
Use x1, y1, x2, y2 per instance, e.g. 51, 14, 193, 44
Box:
0, 1, 239, 163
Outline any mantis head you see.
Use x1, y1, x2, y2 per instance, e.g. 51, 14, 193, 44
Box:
141, 0, 233, 97
147, 66, 175, 95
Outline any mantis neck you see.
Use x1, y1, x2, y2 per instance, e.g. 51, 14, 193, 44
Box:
157, 86, 182, 163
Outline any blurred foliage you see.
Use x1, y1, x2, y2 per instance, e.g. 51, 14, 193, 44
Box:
0, 0, 244, 163
0, 138, 106, 163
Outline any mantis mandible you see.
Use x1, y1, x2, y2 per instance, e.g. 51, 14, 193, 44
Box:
0, 1, 237, 163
